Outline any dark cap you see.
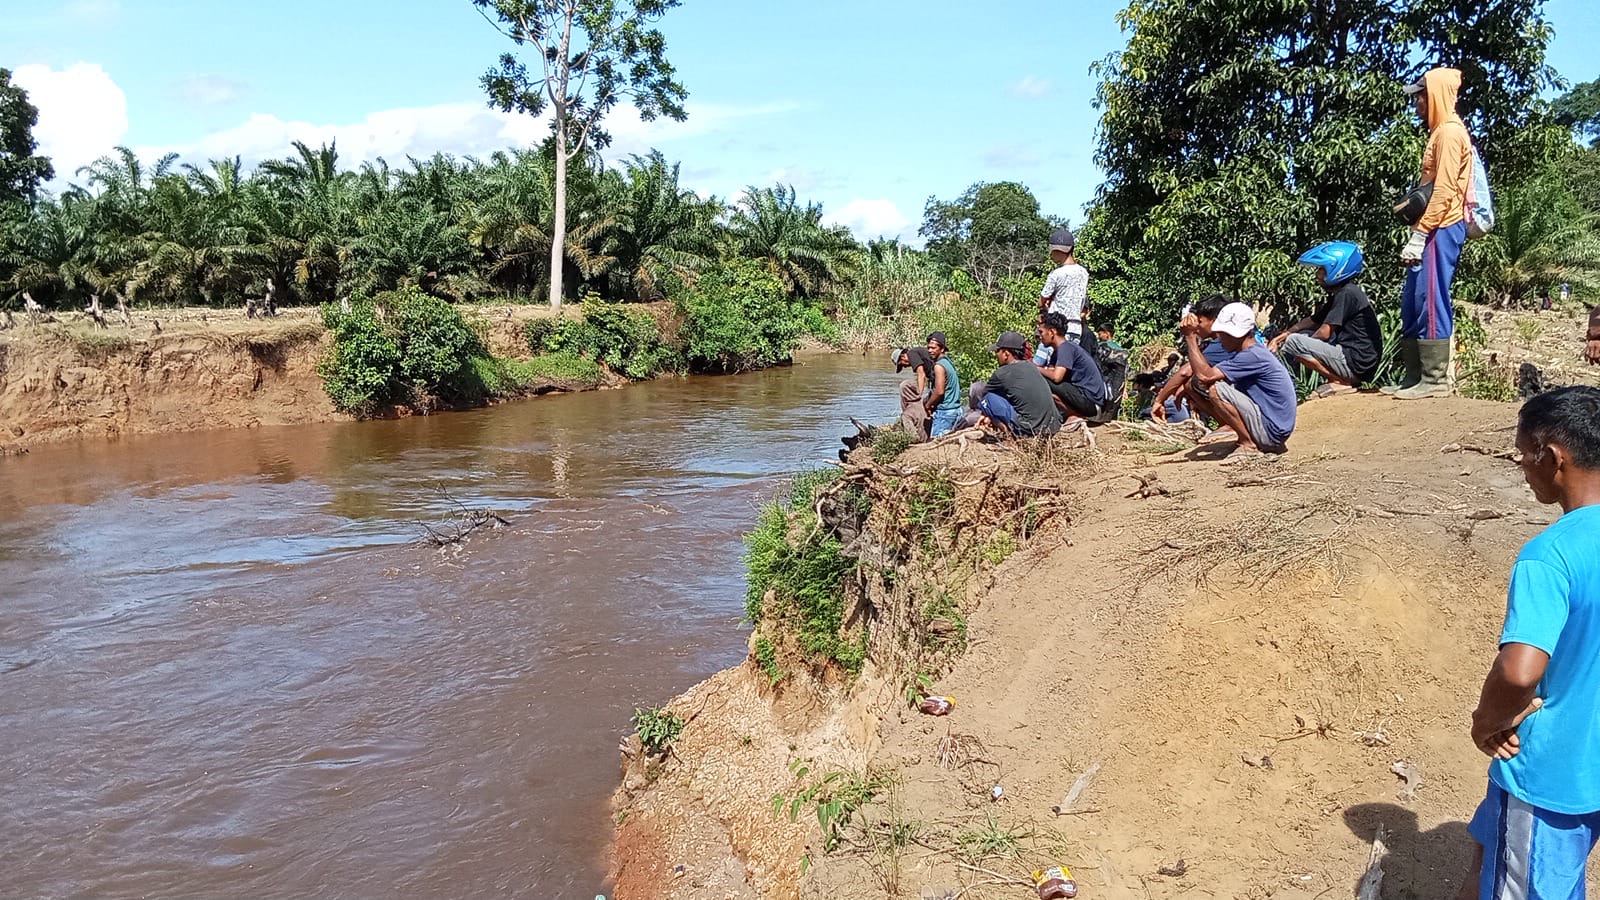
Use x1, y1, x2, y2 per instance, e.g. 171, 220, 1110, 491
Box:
926, 331, 947, 349
1049, 227, 1075, 252
989, 330, 1029, 355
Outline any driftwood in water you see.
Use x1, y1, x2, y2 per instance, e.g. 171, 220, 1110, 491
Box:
415, 500, 512, 547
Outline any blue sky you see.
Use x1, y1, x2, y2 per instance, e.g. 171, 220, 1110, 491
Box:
5, 0, 1598, 241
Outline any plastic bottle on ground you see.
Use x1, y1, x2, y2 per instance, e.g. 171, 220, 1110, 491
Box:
1033, 865, 1078, 899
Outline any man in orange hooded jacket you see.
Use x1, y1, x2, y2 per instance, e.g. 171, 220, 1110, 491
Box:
1392, 67, 1472, 400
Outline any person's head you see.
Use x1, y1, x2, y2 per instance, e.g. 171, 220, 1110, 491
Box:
1097, 323, 1114, 342
989, 330, 1029, 365
1039, 312, 1070, 347
1190, 293, 1231, 332
1297, 241, 1364, 291
926, 331, 948, 360
1404, 67, 1460, 130
1048, 227, 1075, 265
1516, 386, 1600, 509
892, 348, 909, 371
1211, 302, 1257, 351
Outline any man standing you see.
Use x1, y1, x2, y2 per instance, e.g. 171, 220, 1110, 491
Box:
1036, 312, 1109, 420
1462, 386, 1600, 899
925, 331, 963, 437
1040, 227, 1090, 345
1275, 241, 1384, 397
1182, 302, 1297, 461
1396, 67, 1473, 400
975, 331, 1062, 438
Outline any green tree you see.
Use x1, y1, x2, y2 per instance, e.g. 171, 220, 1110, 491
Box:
0, 68, 53, 209
919, 181, 1053, 293
727, 184, 859, 298
1460, 168, 1600, 306
1087, 0, 1563, 338
600, 150, 719, 300
473, 0, 689, 310
1552, 76, 1600, 148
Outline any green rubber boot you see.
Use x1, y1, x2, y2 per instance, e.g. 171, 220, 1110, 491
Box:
1395, 339, 1451, 400
1380, 339, 1421, 395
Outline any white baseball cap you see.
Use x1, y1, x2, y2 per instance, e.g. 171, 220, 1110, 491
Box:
1212, 302, 1256, 338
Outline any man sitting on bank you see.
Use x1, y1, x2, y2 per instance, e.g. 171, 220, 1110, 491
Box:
1150, 293, 1232, 427
1036, 312, 1109, 421
975, 330, 1063, 438
1182, 302, 1297, 461
1270, 241, 1383, 398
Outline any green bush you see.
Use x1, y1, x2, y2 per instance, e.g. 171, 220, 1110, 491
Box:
319, 288, 490, 414
319, 301, 404, 414
677, 259, 824, 373
632, 706, 685, 756
525, 297, 679, 379
743, 468, 866, 676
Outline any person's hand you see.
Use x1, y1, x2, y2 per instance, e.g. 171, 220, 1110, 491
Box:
1268, 333, 1288, 353
1473, 697, 1543, 760
1401, 229, 1427, 265
1255, 303, 1275, 331
1151, 402, 1168, 423
1179, 313, 1201, 337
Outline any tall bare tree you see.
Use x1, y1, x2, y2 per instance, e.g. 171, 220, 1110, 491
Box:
473, 0, 688, 309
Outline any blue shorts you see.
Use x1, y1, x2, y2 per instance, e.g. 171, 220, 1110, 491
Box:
978, 393, 1017, 429
930, 407, 962, 438
1469, 780, 1600, 898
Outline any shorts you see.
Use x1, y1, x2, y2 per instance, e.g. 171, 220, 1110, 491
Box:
1050, 380, 1101, 418
930, 407, 962, 438
1280, 333, 1355, 383
1469, 780, 1600, 899
1212, 381, 1286, 452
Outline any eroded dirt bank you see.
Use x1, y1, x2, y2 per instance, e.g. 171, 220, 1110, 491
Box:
0, 305, 568, 451
610, 396, 1596, 899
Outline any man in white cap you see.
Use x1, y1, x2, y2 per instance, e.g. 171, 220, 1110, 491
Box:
1180, 302, 1297, 460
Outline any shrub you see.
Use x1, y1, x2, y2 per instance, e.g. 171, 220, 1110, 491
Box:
677, 259, 824, 373
632, 706, 684, 756
320, 288, 489, 414
523, 298, 678, 379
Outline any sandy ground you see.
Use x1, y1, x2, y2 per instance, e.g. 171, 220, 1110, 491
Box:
611, 389, 1595, 900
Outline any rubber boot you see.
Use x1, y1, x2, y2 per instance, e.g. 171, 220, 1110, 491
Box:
1380, 339, 1421, 395
1395, 339, 1451, 400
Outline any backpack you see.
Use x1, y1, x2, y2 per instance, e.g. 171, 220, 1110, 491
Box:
1466, 139, 1495, 239
1088, 344, 1130, 424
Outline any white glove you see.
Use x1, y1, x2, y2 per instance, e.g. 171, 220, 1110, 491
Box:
1400, 229, 1427, 265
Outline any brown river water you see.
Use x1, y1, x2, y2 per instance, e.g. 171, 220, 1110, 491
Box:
0, 353, 899, 899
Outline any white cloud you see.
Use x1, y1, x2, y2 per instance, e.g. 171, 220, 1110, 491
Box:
11, 63, 129, 179
64, 0, 122, 22
175, 74, 247, 107
981, 145, 1043, 170
1009, 76, 1051, 98
826, 198, 912, 241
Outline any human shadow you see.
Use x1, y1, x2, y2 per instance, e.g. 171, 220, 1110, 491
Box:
1344, 802, 1475, 899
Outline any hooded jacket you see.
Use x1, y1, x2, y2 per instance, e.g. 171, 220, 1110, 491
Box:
1415, 67, 1472, 233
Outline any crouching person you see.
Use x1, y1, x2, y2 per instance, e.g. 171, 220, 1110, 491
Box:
1036, 312, 1109, 421
1182, 302, 1296, 461
975, 331, 1062, 438
1272, 241, 1383, 398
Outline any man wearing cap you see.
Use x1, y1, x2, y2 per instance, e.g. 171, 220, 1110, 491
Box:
1040, 227, 1090, 345
976, 331, 1062, 438
925, 331, 963, 437
1181, 302, 1297, 460
1395, 67, 1473, 400
892, 344, 936, 398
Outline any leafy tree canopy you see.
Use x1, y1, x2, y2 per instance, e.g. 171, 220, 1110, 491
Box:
0, 68, 54, 209
1553, 76, 1600, 148
920, 181, 1056, 293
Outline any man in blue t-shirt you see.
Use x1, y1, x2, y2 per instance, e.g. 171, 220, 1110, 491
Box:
1179, 302, 1296, 460
1463, 386, 1600, 899
1035, 312, 1108, 420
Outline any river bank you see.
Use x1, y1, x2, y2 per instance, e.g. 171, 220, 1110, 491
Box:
607, 391, 1598, 899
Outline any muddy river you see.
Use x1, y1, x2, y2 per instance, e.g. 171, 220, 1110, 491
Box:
0, 353, 899, 899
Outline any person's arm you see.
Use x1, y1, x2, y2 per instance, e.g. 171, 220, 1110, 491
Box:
1149, 364, 1191, 422
1471, 644, 1547, 759
1036, 352, 1069, 383
1587, 306, 1600, 366
926, 363, 947, 413
1181, 317, 1227, 386
1417, 125, 1470, 233
1268, 315, 1320, 351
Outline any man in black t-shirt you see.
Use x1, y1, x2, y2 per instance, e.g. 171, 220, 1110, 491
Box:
893, 346, 936, 396
1272, 276, 1384, 396
975, 331, 1062, 437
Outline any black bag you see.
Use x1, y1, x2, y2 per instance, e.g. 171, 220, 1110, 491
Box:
1394, 182, 1433, 226
1088, 345, 1131, 424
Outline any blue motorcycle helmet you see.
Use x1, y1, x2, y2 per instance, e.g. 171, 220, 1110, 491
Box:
1297, 241, 1364, 286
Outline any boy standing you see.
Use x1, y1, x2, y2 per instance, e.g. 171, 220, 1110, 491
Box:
1464, 386, 1600, 898
1040, 227, 1090, 345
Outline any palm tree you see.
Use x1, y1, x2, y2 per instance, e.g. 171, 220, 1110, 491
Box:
258, 141, 354, 302
726, 184, 860, 298
464, 149, 612, 299
1466, 170, 1600, 307
600, 151, 721, 301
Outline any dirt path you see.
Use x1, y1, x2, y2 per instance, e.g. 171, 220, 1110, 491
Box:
614, 394, 1595, 900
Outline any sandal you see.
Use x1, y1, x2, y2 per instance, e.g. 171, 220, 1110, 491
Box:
1308, 382, 1358, 400
1219, 446, 1265, 465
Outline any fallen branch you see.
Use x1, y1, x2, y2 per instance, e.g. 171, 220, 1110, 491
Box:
1356, 824, 1388, 900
